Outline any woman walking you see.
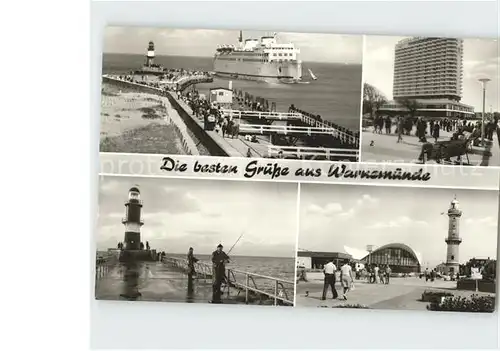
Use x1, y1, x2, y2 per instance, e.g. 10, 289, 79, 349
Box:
340, 260, 354, 300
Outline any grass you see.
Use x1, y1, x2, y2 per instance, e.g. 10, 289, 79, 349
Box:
100, 123, 183, 154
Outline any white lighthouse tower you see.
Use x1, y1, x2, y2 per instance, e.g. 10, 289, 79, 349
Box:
445, 196, 462, 275
146, 41, 155, 67
122, 186, 144, 251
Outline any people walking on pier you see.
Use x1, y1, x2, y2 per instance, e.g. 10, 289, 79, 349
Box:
187, 247, 199, 277
340, 260, 354, 300
211, 244, 230, 303
321, 259, 338, 300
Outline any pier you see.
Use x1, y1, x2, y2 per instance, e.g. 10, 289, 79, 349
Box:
95, 254, 294, 306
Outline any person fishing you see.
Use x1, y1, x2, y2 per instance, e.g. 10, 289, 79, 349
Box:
187, 247, 199, 278
211, 244, 230, 304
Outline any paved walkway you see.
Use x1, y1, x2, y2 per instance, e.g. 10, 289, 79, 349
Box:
361, 129, 500, 167
96, 262, 208, 303
95, 262, 250, 304
295, 277, 493, 310
172, 94, 264, 158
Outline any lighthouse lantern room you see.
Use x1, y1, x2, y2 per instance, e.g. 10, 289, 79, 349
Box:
445, 196, 462, 275
122, 186, 144, 250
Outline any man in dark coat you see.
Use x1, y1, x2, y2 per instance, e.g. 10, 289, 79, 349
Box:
187, 247, 199, 278
211, 244, 230, 303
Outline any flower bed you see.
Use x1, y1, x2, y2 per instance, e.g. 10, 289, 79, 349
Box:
427, 294, 495, 312
421, 290, 454, 303
332, 304, 370, 309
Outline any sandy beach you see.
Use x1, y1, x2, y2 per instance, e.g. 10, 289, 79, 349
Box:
100, 82, 184, 154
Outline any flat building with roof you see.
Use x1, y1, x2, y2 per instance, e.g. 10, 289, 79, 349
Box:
379, 37, 474, 119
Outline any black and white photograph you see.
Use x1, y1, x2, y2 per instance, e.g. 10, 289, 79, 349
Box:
100, 27, 363, 161
95, 176, 297, 306
295, 183, 498, 312
361, 36, 499, 166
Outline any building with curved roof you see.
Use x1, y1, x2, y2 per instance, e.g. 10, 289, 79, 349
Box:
356, 243, 422, 273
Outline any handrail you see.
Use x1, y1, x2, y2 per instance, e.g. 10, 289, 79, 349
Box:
102, 74, 212, 92
267, 145, 359, 160
221, 108, 359, 146
163, 256, 294, 305
95, 253, 119, 281
268, 145, 359, 153
229, 268, 294, 284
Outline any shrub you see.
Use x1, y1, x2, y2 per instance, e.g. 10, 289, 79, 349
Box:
421, 290, 454, 303
427, 294, 495, 312
142, 113, 161, 120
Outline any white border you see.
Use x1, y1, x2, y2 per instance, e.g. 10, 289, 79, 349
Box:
358, 35, 367, 161
99, 171, 498, 192
293, 182, 301, 307
90, 1, 500, 350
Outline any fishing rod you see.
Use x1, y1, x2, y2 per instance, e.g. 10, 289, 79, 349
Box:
226, 231, 244, 255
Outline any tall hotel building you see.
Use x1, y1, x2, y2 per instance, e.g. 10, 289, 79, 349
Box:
380, 37, 474, 119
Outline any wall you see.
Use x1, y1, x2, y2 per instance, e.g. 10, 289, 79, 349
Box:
164, 92, 229, 157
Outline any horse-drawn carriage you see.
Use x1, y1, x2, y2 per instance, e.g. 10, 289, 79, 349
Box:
418, 131, 479, 165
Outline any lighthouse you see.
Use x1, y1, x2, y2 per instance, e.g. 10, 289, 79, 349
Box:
445, 196, 462, 275
146, 41, 155, 67
122, 186, 144, 251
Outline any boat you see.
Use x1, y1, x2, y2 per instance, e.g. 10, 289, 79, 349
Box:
308, 68, 317, 81
213, 31, 302, 83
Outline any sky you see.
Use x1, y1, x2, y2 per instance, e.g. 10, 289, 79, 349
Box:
97, 176, 297, 257
298, 184, 499, 268
103, 26, 363, 64
363, 36, 499, 112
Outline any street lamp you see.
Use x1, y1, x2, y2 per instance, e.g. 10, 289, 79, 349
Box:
366, 245, 374, 265
478, 78, 491, 147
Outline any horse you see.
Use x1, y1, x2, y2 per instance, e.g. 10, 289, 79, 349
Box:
223, 119, 239, 139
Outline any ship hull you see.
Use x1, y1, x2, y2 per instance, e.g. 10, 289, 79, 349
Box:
213, 57, 302, 83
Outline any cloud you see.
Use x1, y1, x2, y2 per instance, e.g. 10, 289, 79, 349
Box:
356, 194, 379, 206
465, 216, 497, 227
158, 189, 201, 214
185, 229, 220, 236
366, 216, 428, 229
306, 202, 343, 216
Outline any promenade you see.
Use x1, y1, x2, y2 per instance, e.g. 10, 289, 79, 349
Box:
361, 129, 500, 166
102, 74, 360, 160
172, 94, 268, 158
296, 276, 494, 310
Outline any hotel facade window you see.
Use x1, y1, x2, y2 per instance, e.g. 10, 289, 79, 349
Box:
393, 37, 464, 101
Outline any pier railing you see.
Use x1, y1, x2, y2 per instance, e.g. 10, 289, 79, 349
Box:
95, 253, 119, 282
268, 145, 359, 161
162, 257, 294, 306
222, 109, 303, 121
221, 109, 359, 146
238, 124, 348, 138
102, 74, 212, 93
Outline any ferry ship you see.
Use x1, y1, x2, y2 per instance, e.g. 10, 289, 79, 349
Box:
213, 31, 302, 83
